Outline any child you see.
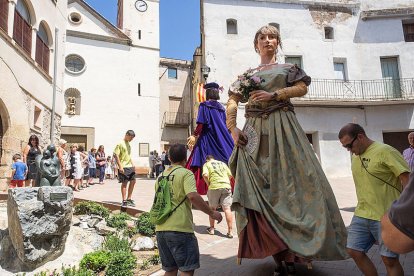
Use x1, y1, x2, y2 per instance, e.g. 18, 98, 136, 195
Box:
10, 153, 28, 188
105, 156, 113, 179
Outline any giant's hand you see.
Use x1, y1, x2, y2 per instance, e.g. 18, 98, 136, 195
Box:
249, 90, 274, 102
187, 135, 197, 151
231, 127, 248, 147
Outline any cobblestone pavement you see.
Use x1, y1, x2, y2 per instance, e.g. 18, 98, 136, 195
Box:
74, 176, 414, 276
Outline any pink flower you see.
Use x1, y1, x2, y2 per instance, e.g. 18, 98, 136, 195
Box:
251, 76, 261, 83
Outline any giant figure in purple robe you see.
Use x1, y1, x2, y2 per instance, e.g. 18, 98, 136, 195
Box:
186, 83, 235, 194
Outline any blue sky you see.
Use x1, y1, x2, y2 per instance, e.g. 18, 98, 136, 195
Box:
85, 0, 200, 60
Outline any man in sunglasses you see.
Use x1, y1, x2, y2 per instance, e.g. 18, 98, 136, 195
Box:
338, 123, 410, 276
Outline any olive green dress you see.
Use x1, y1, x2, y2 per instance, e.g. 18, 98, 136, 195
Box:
229, 64, 348, 261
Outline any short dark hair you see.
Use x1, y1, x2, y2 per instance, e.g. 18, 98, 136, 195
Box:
206, 88, 220, 100
126, 130, 135, 137
206, 155, 214, 161
338, 123, 366, 139
13, 153, 21, 161
78, 145, 84, 152
168, 144, 187, 163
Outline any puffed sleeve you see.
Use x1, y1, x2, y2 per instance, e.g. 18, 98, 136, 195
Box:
287, 65, 311, 86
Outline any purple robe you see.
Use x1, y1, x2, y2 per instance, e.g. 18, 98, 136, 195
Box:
190, 100, 234, 167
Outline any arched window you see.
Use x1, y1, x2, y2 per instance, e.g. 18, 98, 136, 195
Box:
13, 0, 32, 55
36, 23, 50, 73
269, 22, 280, 31
0, 0, 8, 32
226, 19, 237, 34
64, 88, 81, 115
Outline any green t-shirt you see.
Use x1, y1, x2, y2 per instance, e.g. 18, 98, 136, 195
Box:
351, 142, 410, 221
202, 160, 232, 190
113, 140, 133, 168
155, 165, 197, 233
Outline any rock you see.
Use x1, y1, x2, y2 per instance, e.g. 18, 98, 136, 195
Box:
126, 220, 135, 229
72, 216, 80, 226
7, 186, 73, 270
95, 221, 116, 235
132, 237, 155, 251
87, 216, 103, 228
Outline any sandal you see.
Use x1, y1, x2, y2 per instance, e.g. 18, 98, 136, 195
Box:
206, 227, 214, 235
226, 233, 233, 239
286, 262, 297, 275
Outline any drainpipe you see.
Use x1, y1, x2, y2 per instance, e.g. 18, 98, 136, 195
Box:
50, 28, 59, 143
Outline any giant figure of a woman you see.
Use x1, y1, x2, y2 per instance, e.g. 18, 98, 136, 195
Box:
226, 25, 348, 274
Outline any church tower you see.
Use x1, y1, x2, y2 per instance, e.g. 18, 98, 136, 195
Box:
117, 0, 159, 49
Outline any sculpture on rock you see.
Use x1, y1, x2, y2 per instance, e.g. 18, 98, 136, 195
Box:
35, 144, 61, 187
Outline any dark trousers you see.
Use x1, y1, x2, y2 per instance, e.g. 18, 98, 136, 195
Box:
98, 166, 105, 182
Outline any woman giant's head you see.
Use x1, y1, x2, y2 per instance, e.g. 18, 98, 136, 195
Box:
253, 25, 282, 56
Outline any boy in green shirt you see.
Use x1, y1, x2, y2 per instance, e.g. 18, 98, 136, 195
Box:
202, 155, 234, 238
156, 144, 222, 276
114, 130, 136, 207
339, 123, 410, 276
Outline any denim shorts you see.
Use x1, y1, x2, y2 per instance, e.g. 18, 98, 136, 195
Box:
156, 231, 200, 272
347, 216, 398, 258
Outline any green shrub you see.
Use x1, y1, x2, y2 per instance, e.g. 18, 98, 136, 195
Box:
103, 235, 131, 252
135, 212, 155, 237
79, 250, 110, 273
106, 251, 137, 276
74, 201, 110, 219
106, 212, 131, 230
123, 227, 138, 238
140, 259, 150, 270
33, 266, 95, 276
148, 252, 161, 265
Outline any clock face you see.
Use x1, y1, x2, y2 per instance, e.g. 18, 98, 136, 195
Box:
135, 0, 148, 12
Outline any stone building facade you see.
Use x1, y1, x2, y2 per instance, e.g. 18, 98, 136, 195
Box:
201, 0, 414, 178
0, 0, 67, 189
159, 57, 193, 151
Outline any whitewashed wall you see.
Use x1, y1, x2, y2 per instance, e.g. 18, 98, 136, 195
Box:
203, 0, 414, 177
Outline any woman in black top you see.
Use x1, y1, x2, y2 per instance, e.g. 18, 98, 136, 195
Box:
22, 134, 41, 187
95, 145, 106, 184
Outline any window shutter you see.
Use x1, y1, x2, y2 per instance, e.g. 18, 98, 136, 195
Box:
35, 35, 49, 73
13, 10, 31, 55
0, 0, 8, 32
22, 19, 31, 54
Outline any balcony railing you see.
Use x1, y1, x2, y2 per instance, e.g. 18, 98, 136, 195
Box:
301, 78, 414, 101
163, 112, 190, 127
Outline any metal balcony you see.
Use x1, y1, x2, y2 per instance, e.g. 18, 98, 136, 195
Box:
162, 112, 190, 127
300, 78, 414, 101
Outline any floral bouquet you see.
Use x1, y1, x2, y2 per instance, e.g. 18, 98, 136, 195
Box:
234, 69, 265, 101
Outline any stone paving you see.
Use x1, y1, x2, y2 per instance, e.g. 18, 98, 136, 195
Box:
74, 176, 414, 276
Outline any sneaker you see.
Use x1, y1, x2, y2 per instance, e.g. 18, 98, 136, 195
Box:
121, 200, 128, 207
126, 199, 136, 207
206, 227, 214, 235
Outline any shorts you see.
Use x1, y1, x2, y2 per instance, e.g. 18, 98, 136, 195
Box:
89, 168, 96, 178
347, 216, 398, 258
156, 231, 200, 272
118, 167, 136, 183
10, 180, 24, 188
207, 188, 232, 208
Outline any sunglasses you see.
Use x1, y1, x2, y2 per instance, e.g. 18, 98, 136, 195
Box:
343, 136, 357, 149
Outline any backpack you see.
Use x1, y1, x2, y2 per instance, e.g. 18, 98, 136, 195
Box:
149, 167, 186, 225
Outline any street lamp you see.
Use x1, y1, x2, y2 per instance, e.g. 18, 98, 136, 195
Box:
201, 65, 210, 81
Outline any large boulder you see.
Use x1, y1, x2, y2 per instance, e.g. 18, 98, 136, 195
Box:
7, 186, 73, 270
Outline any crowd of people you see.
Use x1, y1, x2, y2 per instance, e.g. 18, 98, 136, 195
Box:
7, 24, 414, 276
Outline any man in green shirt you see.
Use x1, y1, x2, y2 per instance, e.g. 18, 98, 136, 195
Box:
202, 155, 234, 238
339, 123, 410, 276
155, 144, 222, 275
114, 130, 136, 207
